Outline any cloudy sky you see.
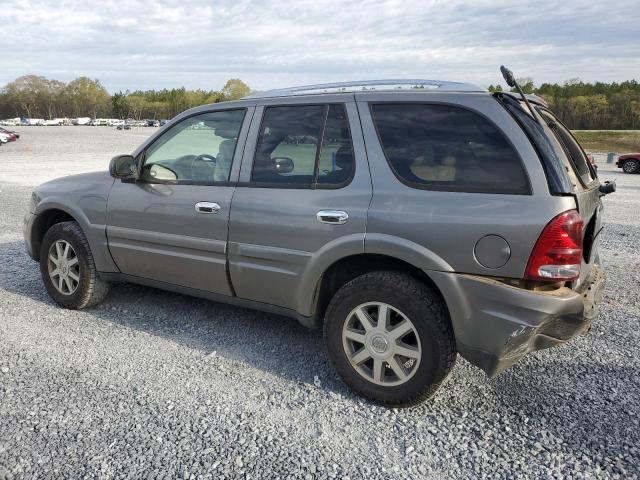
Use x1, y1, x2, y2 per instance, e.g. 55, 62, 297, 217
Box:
2, 0, 639, 93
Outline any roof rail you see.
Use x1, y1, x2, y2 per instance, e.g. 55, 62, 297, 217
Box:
245, 79, 485, 99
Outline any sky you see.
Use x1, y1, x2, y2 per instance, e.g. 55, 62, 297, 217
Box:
1, 0, 639, 93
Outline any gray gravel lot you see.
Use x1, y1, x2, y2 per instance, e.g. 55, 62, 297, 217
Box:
1, 127, 639, 479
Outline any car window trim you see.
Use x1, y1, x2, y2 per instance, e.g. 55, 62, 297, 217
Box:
136, 107, 247, 186
536, 107, 599, 189
244, 102, 356, 190
368, 101, 533, 195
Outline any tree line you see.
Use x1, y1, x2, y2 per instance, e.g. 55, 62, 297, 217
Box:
0, 75, 251, 120
488, 78, 640, 130
2, 74, 639, 129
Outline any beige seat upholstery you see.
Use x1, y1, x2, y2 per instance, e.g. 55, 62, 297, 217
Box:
410, 146, 456, 182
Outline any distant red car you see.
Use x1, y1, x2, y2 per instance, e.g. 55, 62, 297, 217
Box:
617, 154, 640, 174
0, 126, 19, 141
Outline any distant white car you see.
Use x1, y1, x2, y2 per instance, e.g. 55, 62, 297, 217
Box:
27, 118, 45, 126
0, 132, 9, 143
44, 118, 67, 126
72, 117, 92, 126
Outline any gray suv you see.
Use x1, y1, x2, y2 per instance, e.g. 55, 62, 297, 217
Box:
24, 79, 606, 406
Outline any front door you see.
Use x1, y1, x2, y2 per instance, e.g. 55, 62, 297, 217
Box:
106, 107, 250, 295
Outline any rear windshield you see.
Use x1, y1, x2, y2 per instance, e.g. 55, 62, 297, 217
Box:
536, 108, 596, 186
370, 103, 530, 195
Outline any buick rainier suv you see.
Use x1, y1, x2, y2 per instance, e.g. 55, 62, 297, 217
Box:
24, 78, 608, 406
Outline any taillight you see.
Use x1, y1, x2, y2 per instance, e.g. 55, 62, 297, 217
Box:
525, 210, 584, 281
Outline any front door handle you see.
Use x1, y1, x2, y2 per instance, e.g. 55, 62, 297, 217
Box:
316, 210, 349, 225
195, 202, 221, 214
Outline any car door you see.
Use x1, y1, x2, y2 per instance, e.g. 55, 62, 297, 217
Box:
106, 106, 253, 295
227, 96, 372, 316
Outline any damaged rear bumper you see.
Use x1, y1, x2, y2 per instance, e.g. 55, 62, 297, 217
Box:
429, 266, 605, 377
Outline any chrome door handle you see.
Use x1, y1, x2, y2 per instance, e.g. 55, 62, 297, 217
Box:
316, 210, 348, 225
195, 202, 221, 214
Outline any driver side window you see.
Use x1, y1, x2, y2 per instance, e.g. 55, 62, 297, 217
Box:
141, 109, 246, 184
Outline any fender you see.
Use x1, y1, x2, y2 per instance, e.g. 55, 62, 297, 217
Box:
365, 233, 453, 272
33, 198, 119, 273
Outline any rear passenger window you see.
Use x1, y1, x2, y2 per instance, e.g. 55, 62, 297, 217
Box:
371, 104, 530, 194
252, 104, 354, 187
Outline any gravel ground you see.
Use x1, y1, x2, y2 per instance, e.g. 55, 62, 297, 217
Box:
1, 128, 639, 479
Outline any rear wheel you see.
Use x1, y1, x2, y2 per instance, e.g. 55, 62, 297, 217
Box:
622, 159, 640, 174
40, 221, 110, 309
324, 271, 456, 407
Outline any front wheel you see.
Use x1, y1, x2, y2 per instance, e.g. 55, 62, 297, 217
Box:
622, 159, 640, 174
324, 271, 456, 407
39, 221, 110, 309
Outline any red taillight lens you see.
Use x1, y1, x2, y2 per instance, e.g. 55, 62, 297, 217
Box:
525, 210, 584, 281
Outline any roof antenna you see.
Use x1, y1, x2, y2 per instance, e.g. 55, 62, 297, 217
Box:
500, 65, 539, 123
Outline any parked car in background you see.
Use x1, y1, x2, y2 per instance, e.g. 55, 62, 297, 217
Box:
160, 119, 170, 126
116, 123, 131, 130
616, 153, 640, 174
0, 126, 19, 139
44, 118, 67, 126
146, 120, 160, 127
0, 132, 10, 144
72, 117, 92, 126
27, 118, 45, 126
23, 78, 610, 406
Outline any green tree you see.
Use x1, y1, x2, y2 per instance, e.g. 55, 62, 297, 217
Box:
66, 77, 110, 118
221, 79, 251, 101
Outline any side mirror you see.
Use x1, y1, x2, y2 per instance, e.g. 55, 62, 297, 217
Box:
109, 154, 137, 179
599, 180, 616, 196
273, 156, 294, 174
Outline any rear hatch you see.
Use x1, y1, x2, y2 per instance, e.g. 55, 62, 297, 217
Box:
497, 94, 602, 289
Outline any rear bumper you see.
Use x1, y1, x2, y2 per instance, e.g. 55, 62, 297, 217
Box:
429, 266, 605, 377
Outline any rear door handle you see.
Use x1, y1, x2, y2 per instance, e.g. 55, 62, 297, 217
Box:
195, 202, 221, 214
316, 210, 348, 225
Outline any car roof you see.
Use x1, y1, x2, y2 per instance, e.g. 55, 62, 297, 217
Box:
245, 79, 486, 99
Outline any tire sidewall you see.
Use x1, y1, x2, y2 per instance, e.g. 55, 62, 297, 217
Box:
325, 276, 450, 405
39, 223, 93, 309
623, 160, 640, 174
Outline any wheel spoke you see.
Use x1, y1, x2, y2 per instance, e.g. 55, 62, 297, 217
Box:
64, 277, 74, 292
378, 304, 390, 330
68, 271, 79, 282
62, 242, 70, 260
344, 328, 366, 344
48, 253, 59, 266
55, 241, 64, 260
351, 348, 371, 365
388, 320, 413, 340
355, 307, 375, 332
57, 276, 64, 291
395, 343, 420, 359
67, 256, 78, 267
50, 268, 60, 278
372, 358, 384, 382
387, 357, 408, 380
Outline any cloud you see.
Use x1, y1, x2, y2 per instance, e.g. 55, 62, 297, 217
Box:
0, 0, 638, 92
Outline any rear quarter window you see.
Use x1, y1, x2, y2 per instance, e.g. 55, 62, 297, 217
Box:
370, 103, 531, 195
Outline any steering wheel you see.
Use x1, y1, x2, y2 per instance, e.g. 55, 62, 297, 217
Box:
189, 154, 217, 179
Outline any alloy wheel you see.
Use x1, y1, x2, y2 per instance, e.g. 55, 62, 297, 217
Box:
342, 302, 422, 386
47, 240, 80, 295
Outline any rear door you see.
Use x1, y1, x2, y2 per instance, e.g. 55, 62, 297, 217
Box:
106, 107, 252, 295
227, 96, 371, 315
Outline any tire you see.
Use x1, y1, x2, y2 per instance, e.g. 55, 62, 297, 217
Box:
39, 221, 110, 309
622, 159, 640, 174
324, 271, 456, 407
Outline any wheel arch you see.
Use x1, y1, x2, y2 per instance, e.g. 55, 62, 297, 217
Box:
310, 253, 450, 328
30, 207, 78, 261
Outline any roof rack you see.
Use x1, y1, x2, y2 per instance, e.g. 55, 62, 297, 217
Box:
245, 79, 485, 99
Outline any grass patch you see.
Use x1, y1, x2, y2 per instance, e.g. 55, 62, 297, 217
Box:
573, 131, 640, 153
